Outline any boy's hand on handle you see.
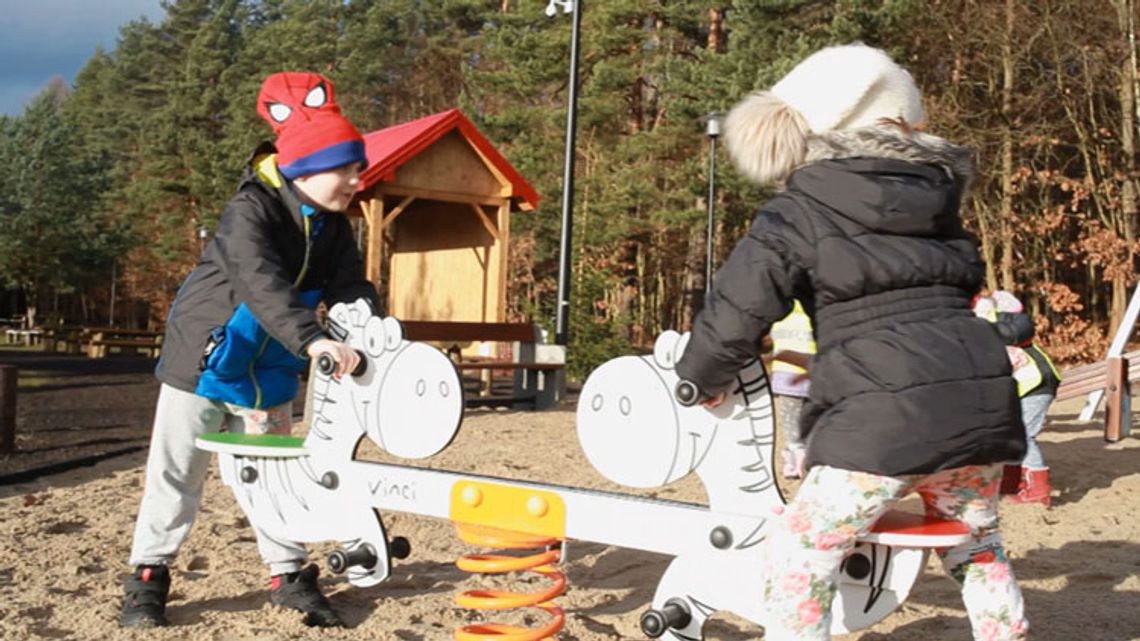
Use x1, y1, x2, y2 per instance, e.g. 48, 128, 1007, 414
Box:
307, 338, 362, 379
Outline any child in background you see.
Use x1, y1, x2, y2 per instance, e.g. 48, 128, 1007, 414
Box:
769, 300, 814, 479
119, 72, 378, 628
675, 44, 1028, 640
974, 290, 1061, 505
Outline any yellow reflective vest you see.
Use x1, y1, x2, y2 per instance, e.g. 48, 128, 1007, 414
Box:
1017, 343, 1061, 397
977, 305, 1060, 397
770, 300, 816, 375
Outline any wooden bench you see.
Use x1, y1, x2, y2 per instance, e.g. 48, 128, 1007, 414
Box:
1055, 349, 1140, 400
400, 321, 565, 410
43, 325, 92, 354
85, 327, 164, 359
1054, 350, 1138, 442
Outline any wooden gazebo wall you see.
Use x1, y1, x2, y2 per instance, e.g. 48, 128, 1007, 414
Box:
356, 130, 514, 323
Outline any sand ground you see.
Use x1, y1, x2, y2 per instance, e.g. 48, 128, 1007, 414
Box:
1, 355, 1138, 640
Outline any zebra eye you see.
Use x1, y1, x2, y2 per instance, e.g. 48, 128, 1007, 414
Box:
381, 317, 403, 349
363, 317, 385, 357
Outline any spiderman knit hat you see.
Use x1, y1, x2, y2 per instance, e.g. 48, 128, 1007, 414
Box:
256, 72, 367, 179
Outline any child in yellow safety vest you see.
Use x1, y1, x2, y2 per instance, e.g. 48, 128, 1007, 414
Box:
770, 300, 815, 479
973, 291, 1061, 505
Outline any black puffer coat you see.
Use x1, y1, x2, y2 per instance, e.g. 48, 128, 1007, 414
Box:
155, 144, 379, 409
676, 128, 1026, 476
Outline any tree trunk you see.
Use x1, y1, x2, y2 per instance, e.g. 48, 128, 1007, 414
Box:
708, 8, 725, 53
1112, 0, 1140, 334
970, 195, 1000, 291
21, 283, 38, 330
998, 0, 1016, 290
682, 219, 706, 329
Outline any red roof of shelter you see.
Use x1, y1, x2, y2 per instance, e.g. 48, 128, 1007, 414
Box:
360, 108, 540, 210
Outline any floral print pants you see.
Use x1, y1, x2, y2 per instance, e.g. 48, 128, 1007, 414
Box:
763, 464, 1028, 640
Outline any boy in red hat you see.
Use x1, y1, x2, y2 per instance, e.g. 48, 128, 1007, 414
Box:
119, 72, 379, 628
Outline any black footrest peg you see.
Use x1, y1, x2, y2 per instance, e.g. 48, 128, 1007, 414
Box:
639, 598, 692, 638
327, 544, 377, 574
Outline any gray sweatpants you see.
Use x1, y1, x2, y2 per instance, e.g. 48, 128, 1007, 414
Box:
128, 384, 307, 576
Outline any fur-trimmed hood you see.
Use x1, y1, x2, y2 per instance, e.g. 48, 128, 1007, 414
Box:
722, 88, 974, 191
802, 127, 975, 192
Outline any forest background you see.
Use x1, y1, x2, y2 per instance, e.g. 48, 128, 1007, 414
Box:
1, 0, 1137, 378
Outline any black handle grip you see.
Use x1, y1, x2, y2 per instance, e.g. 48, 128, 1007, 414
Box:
317, 349, 367, 377
675, 379, 701, 407
388, 536, 411, 560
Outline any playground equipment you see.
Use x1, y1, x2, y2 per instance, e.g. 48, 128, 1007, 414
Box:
196, 300, 971, 640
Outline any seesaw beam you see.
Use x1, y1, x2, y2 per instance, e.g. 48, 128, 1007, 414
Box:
196, 432, 972, 558
324, 458, 768, 558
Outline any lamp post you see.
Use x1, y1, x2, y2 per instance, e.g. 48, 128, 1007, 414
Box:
704, 112, 720, 305
548, 0, 582, 347
108, 260, 116, 327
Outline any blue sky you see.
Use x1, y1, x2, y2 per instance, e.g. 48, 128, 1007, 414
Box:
0, 1, 165, 116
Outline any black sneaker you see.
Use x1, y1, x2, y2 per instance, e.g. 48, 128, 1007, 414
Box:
119, 564, 171, 628
269, 564, 342, 627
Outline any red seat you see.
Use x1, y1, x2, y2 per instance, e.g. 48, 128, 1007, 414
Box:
861, 509, 972, 548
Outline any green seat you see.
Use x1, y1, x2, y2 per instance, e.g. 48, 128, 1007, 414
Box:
196, 432, 310, 458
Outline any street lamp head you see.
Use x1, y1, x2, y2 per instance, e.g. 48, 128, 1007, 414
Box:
704, 112, 721, 138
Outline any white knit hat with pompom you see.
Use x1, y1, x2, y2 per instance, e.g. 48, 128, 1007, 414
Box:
771, 44, 923, 133
724, 43, 924, 185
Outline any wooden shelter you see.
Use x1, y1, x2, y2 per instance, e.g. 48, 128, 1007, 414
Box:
353, 109, 540, 323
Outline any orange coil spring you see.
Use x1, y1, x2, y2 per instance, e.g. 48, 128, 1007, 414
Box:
453, 523, 567, 641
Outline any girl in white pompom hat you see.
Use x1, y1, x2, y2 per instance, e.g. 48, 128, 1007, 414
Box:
676, 44, 1028, 640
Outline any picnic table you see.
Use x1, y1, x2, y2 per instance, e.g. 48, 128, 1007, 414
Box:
400, 320, 565, 410
40, 325, 164, 358
83, 327, 164, 358
4, 328, 43, 346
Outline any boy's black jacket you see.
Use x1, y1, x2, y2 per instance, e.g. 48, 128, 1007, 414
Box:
677, 129, 1026, 476
155, 146, 378, 401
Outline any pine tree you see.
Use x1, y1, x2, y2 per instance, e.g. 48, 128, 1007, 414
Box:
0, 84, 120, 327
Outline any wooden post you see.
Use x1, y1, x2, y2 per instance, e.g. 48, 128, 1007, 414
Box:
497, 200, 510, 322
360, 197, 382, 285
1, 364, 16, 453
1081, 282, 1140, 419
1105, 356, 1132, 442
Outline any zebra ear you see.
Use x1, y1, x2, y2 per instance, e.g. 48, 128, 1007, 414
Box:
674, 332, 691, 364
652, 330, 683, 369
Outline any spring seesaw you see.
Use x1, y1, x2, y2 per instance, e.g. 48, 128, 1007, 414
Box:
196, 300, 971, 640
